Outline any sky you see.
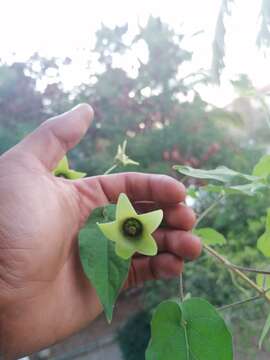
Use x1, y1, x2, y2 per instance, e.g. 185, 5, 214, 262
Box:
0, 0, 269, 106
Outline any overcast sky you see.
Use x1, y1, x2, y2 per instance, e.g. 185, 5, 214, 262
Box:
0, 0, 269, 106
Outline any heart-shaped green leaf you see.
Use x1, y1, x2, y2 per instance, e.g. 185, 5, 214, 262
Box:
146, 298, 233, 360
146, 300, 188, 359
79, 205, 131, 322
193, 228, 226, 246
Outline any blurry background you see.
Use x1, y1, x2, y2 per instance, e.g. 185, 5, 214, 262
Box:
1, 1, 270, 359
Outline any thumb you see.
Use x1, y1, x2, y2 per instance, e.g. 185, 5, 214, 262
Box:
18, 103, 93, 170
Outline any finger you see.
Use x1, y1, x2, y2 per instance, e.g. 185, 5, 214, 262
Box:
134, 202, 196, 230
127, 253, 184, 287
154, 229, 202, 260
82, 173, 186, 206
18, 104, 94, 170
163, 204, 196, 230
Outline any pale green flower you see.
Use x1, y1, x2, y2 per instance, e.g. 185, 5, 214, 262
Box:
53, 156, 86, 179
97, 193, 163, 259
114, 140, 139, 167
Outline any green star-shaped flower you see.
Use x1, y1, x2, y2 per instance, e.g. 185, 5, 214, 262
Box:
53, 156, 86, 179
97, 193, 163, 259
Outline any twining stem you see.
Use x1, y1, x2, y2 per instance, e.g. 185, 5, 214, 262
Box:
104, 163, 118, 175
179, 274, 184, 302
203, 244, 270, 303
218, 295, 262, 311
101, 163, 120, 215
177, 194, 222, 301
178, 195, 225, 302
194, 195, 224, 228
229, 270, 250, 297
219, 287, 270, 311
232, 265, 270, 275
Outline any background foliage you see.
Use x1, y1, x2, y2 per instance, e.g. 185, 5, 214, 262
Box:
1, 13, 270, 360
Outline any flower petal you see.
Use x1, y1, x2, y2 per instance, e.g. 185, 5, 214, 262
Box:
137, 234, 158, 256
68, 170, 87, 179
137, 209, 163, 234
116, 193, 137, 220
54, 156, 69, 174
115, 240, 135, 259
97, 221, 121, 242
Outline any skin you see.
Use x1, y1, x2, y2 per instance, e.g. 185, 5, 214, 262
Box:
0, 104, 201, 359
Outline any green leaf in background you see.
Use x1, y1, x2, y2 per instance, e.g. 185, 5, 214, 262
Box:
257, 233, 270, 257
228, 183, 267, 196
257, 209, 270, 257
208, 108, 244, 127
146, 298, 233, 360
79, 205, 131, 322
202, 184, 226, 194
193, 228, 226, 246
204, 182, 267, 197
256, 273, 270, 290
186, 186, 198, 198
257, 0, 270, 49
259, 314, 270, 350
173, 165, 258, 184
252, 154, 270, 178
231, 74, 257, 97
259, 312, 270, 350
211, 0, 234, 83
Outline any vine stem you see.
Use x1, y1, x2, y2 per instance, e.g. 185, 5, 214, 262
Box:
178, 195, 224, 303
229, 270, 250, 297
195, 195, 270, 304
231, 265, 270, 275
177, 195, 225, 302
104, 163, 118, 175
203, 244, 270, 303
101, 163, 120, 215
179, 274, 184, 302
194, 195, 224, 228
219, 288, 270, 311
218, 295, 262, 311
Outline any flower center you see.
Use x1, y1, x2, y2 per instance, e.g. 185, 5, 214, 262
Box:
55, 172, 69, 179
122, 218, 143, 238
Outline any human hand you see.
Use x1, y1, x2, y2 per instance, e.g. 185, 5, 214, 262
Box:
0, 104, 201, 359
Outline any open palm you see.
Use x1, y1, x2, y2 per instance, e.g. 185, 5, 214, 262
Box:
0, 104, 201, 359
